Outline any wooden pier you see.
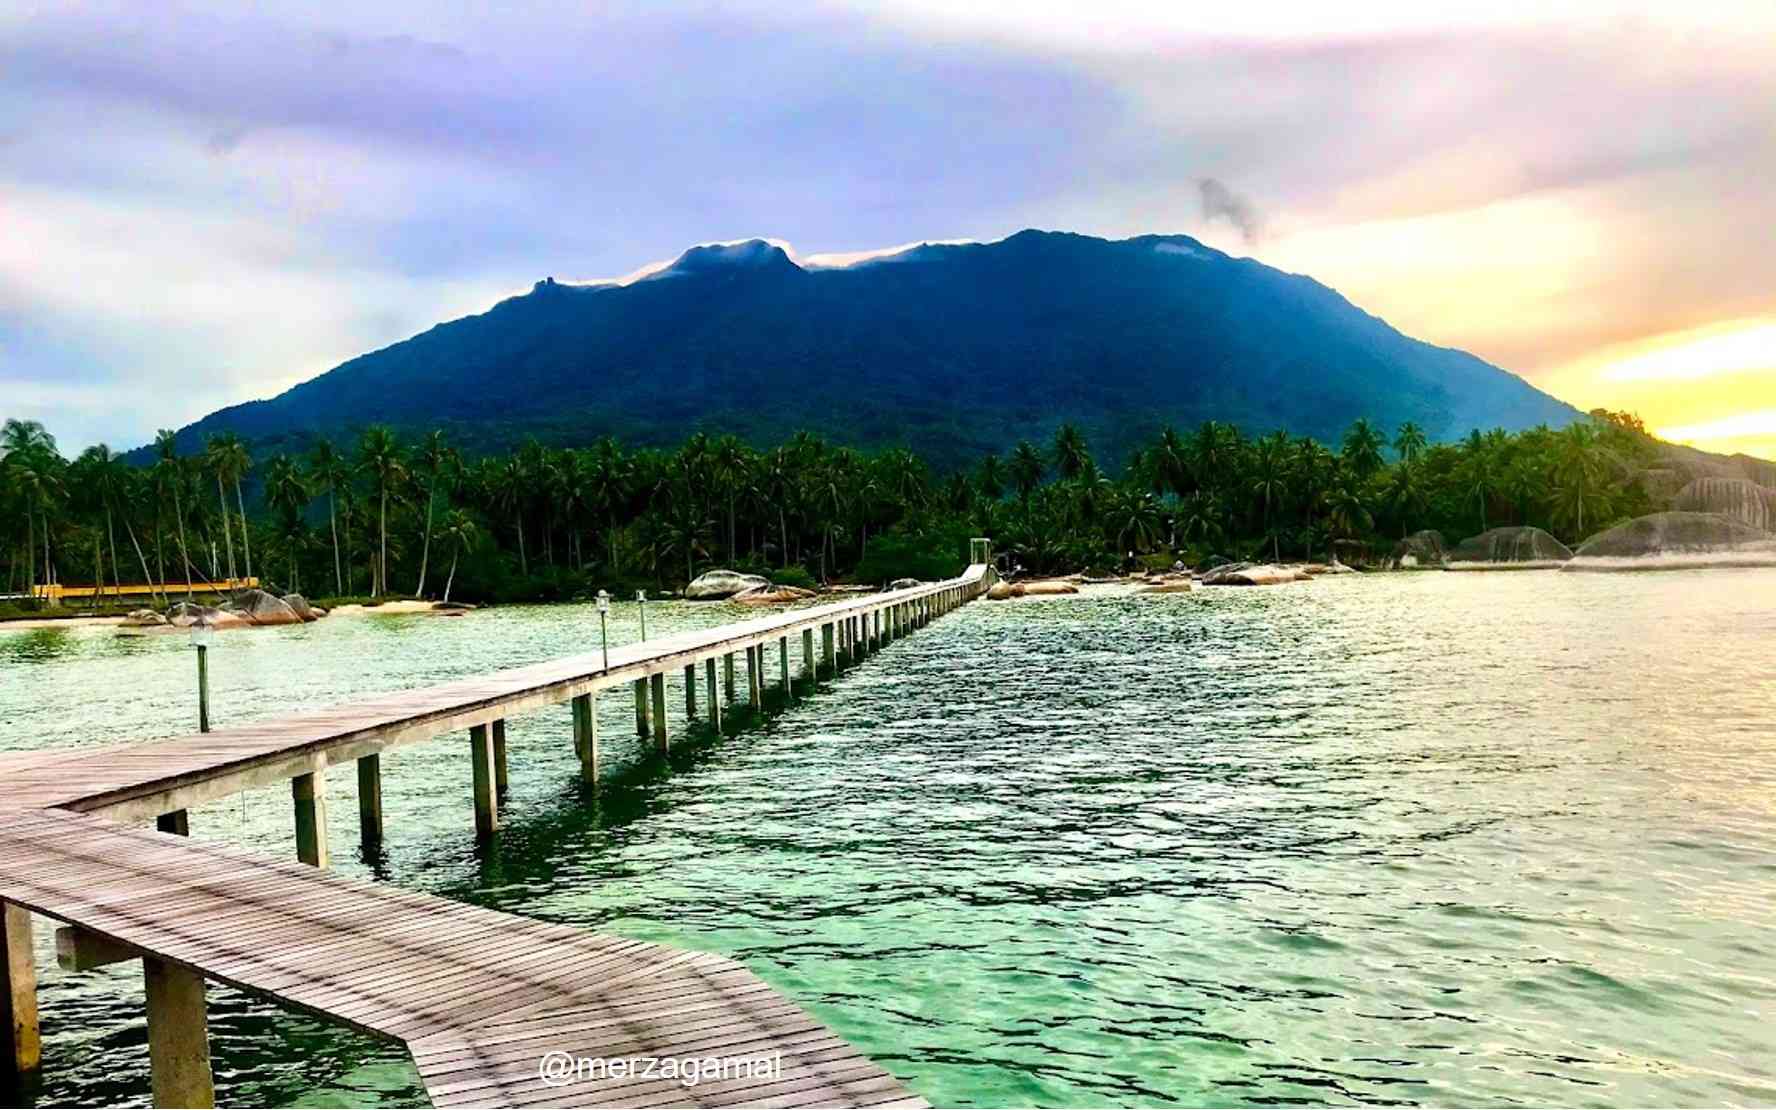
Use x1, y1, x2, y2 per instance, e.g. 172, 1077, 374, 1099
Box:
0, 552, 993, 1107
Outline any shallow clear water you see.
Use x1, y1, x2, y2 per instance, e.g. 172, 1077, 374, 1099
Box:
2, 572, 1774, 1108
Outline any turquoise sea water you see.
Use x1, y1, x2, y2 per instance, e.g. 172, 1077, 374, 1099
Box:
2, 571, 1774, 1107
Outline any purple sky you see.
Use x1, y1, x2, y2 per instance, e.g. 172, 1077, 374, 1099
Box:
4, 2, 1773, 453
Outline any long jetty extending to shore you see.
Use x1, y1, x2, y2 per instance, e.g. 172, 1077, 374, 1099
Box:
0, 543, 994, 1108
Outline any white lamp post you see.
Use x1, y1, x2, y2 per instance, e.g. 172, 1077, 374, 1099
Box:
596, 590, 611, 671
636, 589, 648, 642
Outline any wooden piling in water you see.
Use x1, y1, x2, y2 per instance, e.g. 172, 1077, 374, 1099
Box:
683, 664, 697, 717
469, 724, 498, 839
144, 956, 213, 1108
2, 902, 38, 1075
650, 672, 668, 753
571, 693, 597, 784
705, 657, 722, 733
292, 761, 328, 868
155, 810, 189, 836
632, 679, 649, 738
357, 754, 383, 854
492, 719, 509, 797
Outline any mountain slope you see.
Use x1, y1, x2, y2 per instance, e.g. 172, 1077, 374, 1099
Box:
159, 230, 1578, 468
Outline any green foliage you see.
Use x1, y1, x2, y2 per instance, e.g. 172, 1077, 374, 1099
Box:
0, 410, 1673, 618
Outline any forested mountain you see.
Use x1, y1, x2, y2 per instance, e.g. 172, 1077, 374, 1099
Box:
151, 230, 1577, 469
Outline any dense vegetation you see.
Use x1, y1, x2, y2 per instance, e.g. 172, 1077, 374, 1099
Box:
2, 411, 1659, 611
151, 230, 1576, 472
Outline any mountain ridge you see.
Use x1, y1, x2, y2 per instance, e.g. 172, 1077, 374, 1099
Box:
147, 229, 1581, 469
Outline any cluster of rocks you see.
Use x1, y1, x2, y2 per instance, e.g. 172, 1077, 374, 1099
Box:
1447, 527, 1573, 570
685, 569, 817, 605
119, 590, 329, 633
985, 579, 1080, 600
1564, 511, 1776, 572
1388, 530, 1449, 570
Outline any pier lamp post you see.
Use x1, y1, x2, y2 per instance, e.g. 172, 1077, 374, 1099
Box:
596, 590, 611, 671
637, 589, 648, 642
190, 622, 215, 733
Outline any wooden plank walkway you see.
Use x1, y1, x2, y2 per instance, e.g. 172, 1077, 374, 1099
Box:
0, 809, 926, 1107
0, 564, 992, 1106
1, 568, 989, 819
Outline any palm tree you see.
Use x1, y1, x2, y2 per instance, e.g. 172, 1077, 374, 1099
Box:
977, 452, 1005, 501
1341, 419, 1386, 481
437, 509, 478, 603
586, 437, 630, 572
1393, 421, 1427, 463
263, 454, 311, 590
1250, 431, 1290, 561
1383, 462, 1428, 538
202, 434, 244, 581
488, 454, 529, 576
153, 431, 195, 598
1009, 440, 1045, 503
308, 438, 348, 596
1052, 424, 1092, 482
711, 435, 750, 562
3, 421, 64, 602
355, 426, 407, 596
412, 430, 454, 596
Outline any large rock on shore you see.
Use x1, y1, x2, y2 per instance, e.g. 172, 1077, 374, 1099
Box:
1388, 530, 1448, 570
1448, 527, 1573, 570
732, 584, 818, 605
282, 594, 322, 622
120, 609, 167, 628
685, 569, 770, 600
1564, 511, 1776, 571
1671, 478, 1776, 532
166, 601, 249, 630
1201, 562, 1309, 586
888, 577, 922, 590
225, 589, 305, 626
985, 579, 1080, 599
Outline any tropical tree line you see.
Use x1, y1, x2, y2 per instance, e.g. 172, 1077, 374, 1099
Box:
0, 411, 1659, 608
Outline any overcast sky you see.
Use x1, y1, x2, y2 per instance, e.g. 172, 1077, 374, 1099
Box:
4, 1, 1773, 455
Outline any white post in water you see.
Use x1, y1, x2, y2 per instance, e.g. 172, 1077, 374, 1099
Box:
596, 590, 610, 671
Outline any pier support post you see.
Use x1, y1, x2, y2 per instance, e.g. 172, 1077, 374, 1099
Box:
492, 719, 509, 797
155, 810, 189, 836
469, 724, 498, 839
356, 754, 383, 855
650, 672, 668, 753
705, 658, 722, 733
747, 645, 764, 708
572, 693, 598, 785
803, 629, 815, 684
292, 760, 329, 868
684, 665, 697, 718
633, 679, 650, 738
2, 902, 39, 1075
779, 636, 791, 693
822, 623, 835, 675
143, 957, 214, 1109
724, 653, 736, 703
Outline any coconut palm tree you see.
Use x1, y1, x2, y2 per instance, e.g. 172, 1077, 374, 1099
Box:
153, 431, 196, 598
412, 430, 455, 597
1052, 424, 1092, 482
437, 509, 478, 603
355, 426, 407, 596
263, 453, 311, 590
1393, 421, 1428, 463
1249, 431, 1291, 561
308, 437, 348, 596
1341, 418, 1386, 481
201, 433, 243, 581
1009, 440, 1045, 503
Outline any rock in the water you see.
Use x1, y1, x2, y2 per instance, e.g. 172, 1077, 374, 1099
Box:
166, 601, 221, 627
685, 569, 771, 600
434, 601, 477, 611
120, 608, 168, 627
888, 577, 922, 590
1137, 579, 1195, 594
1202, 563, 1308, 586
985, 579, 1079, 599
1671, 477, 1776, 532
229, 589, 304, 626
1448, 527, 1574, 570
1388, 530, 1448, 570
732, 584, 818, 605
1565, 511, 1776, 571
282, 594, 321, 622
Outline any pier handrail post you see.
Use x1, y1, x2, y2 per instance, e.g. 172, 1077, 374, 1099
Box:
636, 589, 648, 641
596, 590, 610, 671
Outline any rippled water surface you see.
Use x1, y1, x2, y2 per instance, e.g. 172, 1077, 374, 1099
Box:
3, 571, 1774, 1107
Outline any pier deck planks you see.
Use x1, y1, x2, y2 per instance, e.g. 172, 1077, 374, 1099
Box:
0, 568, 985, 1106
